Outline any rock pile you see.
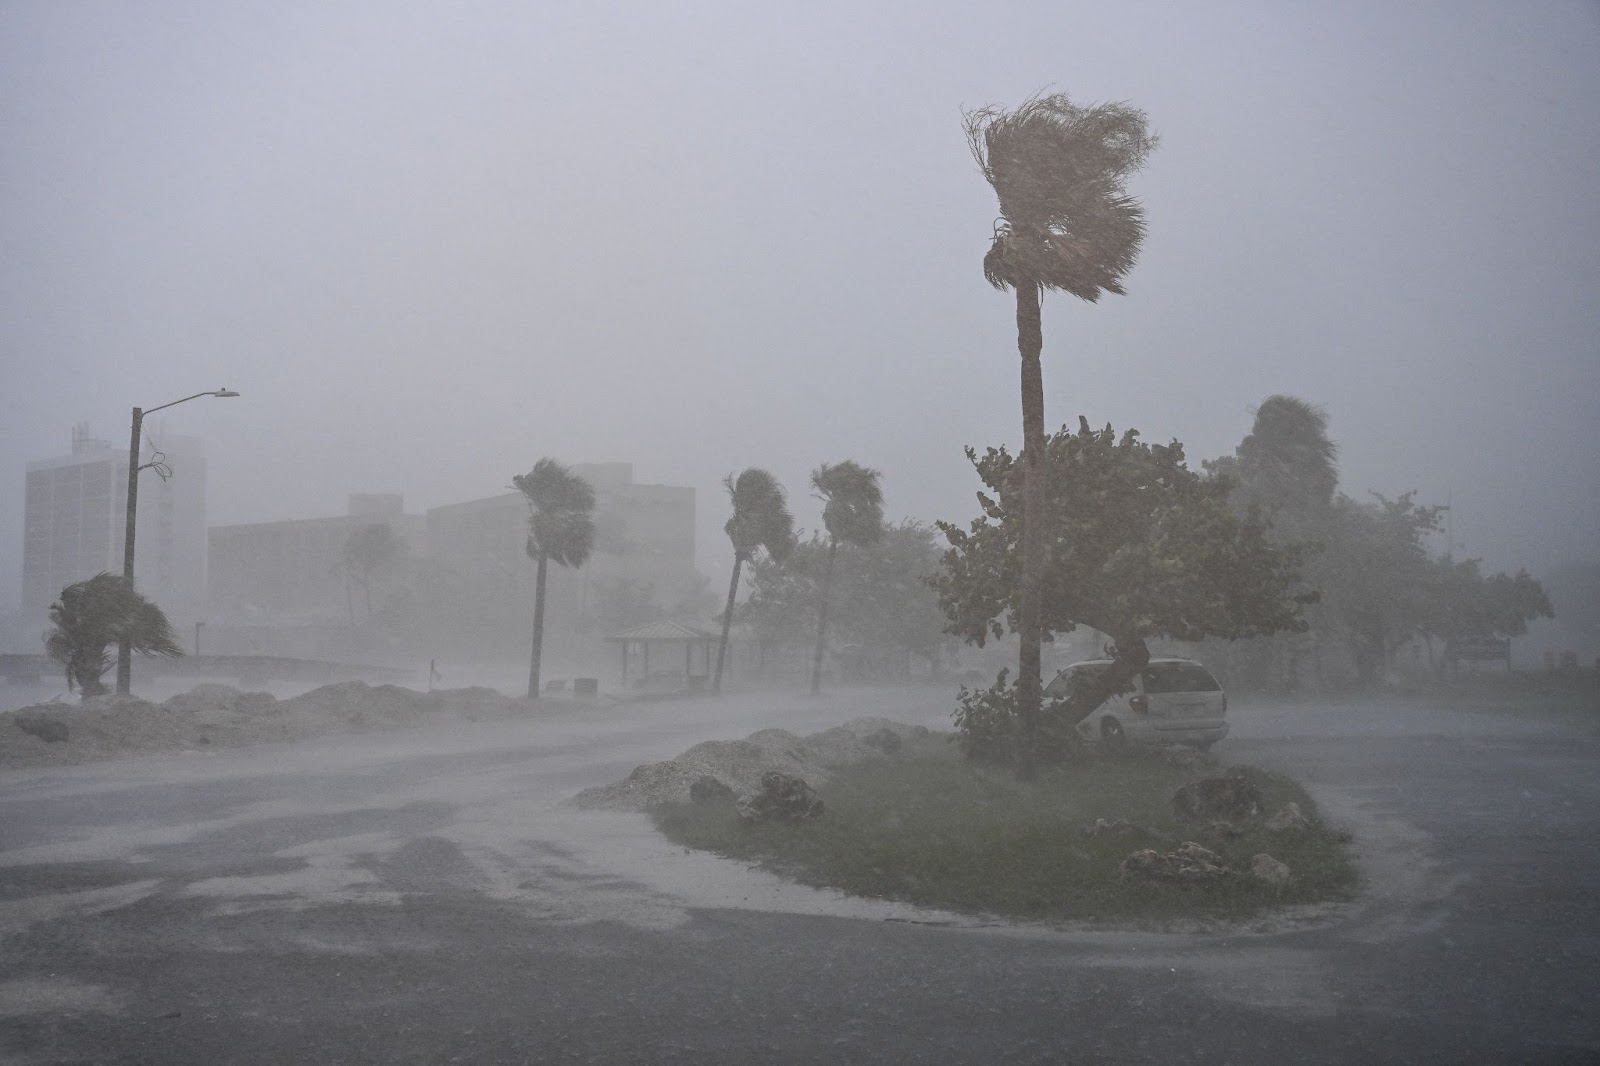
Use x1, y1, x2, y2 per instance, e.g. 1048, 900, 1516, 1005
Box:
1119, 842, 1229, 883
1, 682, 534, 769
1171, 769, 1265, 823
736, 771, 825, 823
572, 718, 929, 812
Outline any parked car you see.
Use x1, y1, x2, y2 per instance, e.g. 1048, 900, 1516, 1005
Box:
1044, 657, 1229, 750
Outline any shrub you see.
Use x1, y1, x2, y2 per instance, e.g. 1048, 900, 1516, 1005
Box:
952, 668, 1083, 765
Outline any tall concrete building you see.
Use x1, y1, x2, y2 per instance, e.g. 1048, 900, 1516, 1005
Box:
21, 424, 207, 629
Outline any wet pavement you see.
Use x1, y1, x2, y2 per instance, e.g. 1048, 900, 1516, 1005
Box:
2, 686, 1597, 1064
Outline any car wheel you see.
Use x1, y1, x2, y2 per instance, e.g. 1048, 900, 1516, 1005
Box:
1100, 717, 1127, 750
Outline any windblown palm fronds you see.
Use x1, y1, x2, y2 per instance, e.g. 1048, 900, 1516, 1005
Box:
45, 572, 182, 697
965, 92, 1156, 300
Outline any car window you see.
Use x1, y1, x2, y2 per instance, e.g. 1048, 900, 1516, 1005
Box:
1140, 662, 1221, 694
1046, 663, 1110, 698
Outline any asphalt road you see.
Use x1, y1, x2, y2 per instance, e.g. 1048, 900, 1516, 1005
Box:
2, 686, 1598, 1065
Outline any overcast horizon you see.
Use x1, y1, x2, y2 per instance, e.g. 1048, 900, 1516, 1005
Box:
4, 1, 1597, 623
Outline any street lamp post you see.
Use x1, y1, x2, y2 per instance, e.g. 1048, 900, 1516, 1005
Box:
116, 388, 240, 695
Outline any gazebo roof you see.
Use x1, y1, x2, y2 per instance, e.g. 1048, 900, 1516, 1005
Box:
607, 619, 717, 643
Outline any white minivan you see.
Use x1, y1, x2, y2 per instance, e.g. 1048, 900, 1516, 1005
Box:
1044, 657, 1229, 750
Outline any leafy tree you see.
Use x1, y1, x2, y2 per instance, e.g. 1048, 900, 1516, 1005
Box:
714, 468, 795, 692
44, 573, 183, 697
933, 419, 1311, 759
1208, 395, 1338, 532
1420, 557, 1553, 674
808, 461, 884, 694
1312, 492, 1442, 686
513, 459, 597, 699
1544, 561, 1599, 642
743, 520, 950, 679
1204, 396, 1338, 689
340, 522, 403, 623
963, 92, 1157, 771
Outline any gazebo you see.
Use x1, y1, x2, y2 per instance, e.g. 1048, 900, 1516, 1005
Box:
607, 619, 719, 690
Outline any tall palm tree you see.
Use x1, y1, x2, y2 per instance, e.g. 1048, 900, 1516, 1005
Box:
45, 572, 182, 697
513, 459, 596, 699
714, 468, 795, 693
809, 461, 883, 695
964, 92, 1155, 771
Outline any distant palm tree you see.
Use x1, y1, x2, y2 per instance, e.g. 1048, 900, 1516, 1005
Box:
45, 573, 182, 697
340, 523, 403, 623
1235, 395, 1340, 523
513, 459, 596, 699
809, 461, 884, 695
964, 92, 1156, 771
714, 468, 795, 693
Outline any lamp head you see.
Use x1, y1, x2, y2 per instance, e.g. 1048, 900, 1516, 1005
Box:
213, 389, 240, 398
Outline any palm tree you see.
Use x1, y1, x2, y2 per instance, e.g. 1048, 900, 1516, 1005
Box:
964, 92, 1156, 771
1235, 395, 1339, 526
340, 523, 403, 622
513, 459, 597, 699
714, 468, 795, 693
809, 461, 884, 695
45, 572, 182, 697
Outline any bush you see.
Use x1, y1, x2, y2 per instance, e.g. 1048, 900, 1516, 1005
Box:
952, 668, 1084, 765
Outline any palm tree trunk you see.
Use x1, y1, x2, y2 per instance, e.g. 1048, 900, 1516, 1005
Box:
713, 555, 744, 693
528, 553, 549, 699
810, 538, 840, 696
1015, 281, 1046, 776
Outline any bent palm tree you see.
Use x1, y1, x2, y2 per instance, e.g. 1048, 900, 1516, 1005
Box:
809, 461, 884, 695
714, 468, 795, 693
513, 459, 596, 699
45, 572, 182, 697
964, 92, 1155, 772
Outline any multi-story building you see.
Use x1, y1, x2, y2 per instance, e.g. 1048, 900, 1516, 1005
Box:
424, 463, 699, 672
207, 494, 425, 623
202, 463, 699, 674
21, 424, 207, 629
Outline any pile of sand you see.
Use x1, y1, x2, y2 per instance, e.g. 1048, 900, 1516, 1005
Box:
0, 682, 540, 769
571, 718, 931, 812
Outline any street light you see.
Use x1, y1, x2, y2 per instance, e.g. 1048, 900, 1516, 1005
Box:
116, 388, 240, 695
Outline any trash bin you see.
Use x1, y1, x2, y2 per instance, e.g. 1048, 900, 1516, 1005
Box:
574, 678, 599, 699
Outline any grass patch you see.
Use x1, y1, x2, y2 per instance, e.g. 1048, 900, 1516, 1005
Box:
652, 733, 1356, 921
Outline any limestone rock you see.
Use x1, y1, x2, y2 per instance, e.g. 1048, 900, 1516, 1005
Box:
13, 711, 68, 743
689, 775, 735, 806
1119, 841, 1227, 883
1082, 818, 1140, 838
1250, 852, 1291, 886
735, 771, 825, 824
1265, 802, 1311, 832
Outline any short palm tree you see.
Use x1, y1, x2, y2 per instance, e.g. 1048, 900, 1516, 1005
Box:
45, 572, 183, 697
513, 459, 596, 699
809, 461, 884, 695
714, 468, 795, 693
964, 91, 1155, 770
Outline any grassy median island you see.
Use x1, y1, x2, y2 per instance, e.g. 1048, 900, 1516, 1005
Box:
652, 733, 1356, 921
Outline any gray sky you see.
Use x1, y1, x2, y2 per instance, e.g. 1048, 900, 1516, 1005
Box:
3, 0, 1597, 617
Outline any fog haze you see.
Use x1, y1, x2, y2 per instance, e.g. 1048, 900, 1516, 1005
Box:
3, 0, 1597, 614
